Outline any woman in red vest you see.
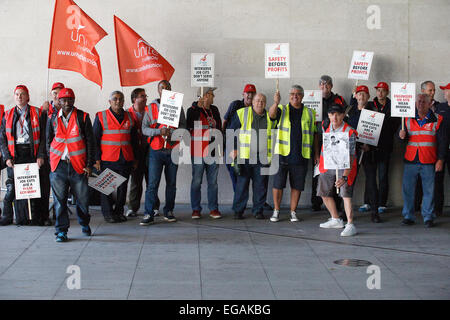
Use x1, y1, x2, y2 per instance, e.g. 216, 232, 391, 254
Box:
0, 85, 46, 226
93, 91, 139, 223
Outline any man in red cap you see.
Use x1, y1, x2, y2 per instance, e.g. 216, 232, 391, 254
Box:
355, 82, 401, 215
347, 85, 382, 223
0, 85, 47, 226
47, 88, 95, 242
432, 83, 450, 215
41, 82, 65, 116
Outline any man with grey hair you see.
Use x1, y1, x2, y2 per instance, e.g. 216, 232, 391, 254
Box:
311, 75, 347, 213
269, 85, 319, 222
398, 93, 447, 228
93, 90, 139, 223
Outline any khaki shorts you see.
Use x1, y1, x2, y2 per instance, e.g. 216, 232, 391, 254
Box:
317, 171, 353, 198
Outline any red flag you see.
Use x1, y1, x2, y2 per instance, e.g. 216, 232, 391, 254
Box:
48, 0, 107, 87
114, 15, 175, 87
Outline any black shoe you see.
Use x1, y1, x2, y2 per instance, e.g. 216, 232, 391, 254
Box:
0, 218, 13, 226
371, 212, 382, 223
82, 225, 92, 236
117, 215, 127, 222
104, 217, 118, 223
424, 220, 435, 228
263, 203, 273, 211
164, 212, 177, 222
234, 212, 244, 220
254, 212, 265, 220
140, 214, 154, 226
402, 219, 415, 226
312, 205, 322, 212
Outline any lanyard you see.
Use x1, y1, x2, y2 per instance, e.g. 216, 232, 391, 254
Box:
201, 106, 216, 128
373, 100, 385, 112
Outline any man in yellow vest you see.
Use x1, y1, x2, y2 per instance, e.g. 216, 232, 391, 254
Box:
268, 85, 319, 222
228, 93, 277, 219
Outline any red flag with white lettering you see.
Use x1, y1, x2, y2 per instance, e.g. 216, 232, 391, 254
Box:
114, 15, 175, 87
48, 0, 107, 87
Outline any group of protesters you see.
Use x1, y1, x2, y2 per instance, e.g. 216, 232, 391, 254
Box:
0, 75, 448, 241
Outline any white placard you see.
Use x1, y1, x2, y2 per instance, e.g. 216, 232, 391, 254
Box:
347, 50, 374, 80
391, 82, 416, 118
191, 53, 215, 87
265, 43, 290, 79
158, 89, 184, 128
323, 132, 350, 170
14, 163, 41, 200
88, 168, 127, 196
356, 109, 385, 146
303, 90, 323, 122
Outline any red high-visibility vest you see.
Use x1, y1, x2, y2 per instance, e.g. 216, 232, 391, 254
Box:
319, 122, 358, 186
404, 116, 443, 164
147, 102, 178, 151
5, 105, 41, 158
190, 109, 211, 158
97, 109, 134, 162
127, 105, 149, 141
0, 105, 5, 122
49, 108, 87, 174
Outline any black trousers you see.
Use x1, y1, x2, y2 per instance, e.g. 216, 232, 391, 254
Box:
363, 152, 391, 208
361, 153, 379, 214
100, 161, 132, 219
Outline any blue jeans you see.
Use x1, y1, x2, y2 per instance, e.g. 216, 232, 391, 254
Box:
144, 149, 178, 216
402, 163, 436, 222
226, 163, 237, 192
232, 163, 268, 215
190, 158, 219, 212
50, 161, 90, 233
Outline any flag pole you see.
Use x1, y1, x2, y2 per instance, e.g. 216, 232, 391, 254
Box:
46, 69, 50, 98
336, 169, 339, 195
28, 199, 32, 221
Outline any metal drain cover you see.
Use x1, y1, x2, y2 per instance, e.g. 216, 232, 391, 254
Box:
334, 259, 372, 267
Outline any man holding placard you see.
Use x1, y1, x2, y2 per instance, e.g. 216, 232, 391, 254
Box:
398, 94, 447, 228
93, 91, 139, 223
269, 85, 318, 223
141, 80, 186, 226
311, 75, 347, 213
47, 88, 95, 242
347, 85, 383, 223
317, 104, 358, 237
0, 85, 46, 226
187, 87, 222, 219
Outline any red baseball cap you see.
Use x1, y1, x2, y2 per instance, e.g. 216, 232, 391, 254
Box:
51, 82, 65, 91
439, 83, 450, 90
243, 84, 256, 93
374, 82, 389, 90
14, 85, 29, 95
356, 85, 369, 94
58, 88, 75, 99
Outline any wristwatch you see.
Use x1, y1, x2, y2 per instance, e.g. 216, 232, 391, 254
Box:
342, 176, 348, 183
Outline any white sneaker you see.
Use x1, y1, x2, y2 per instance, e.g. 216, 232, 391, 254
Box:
126, 209, 137, 217
290, 211, 299, 222
320, 218, 344, 229
340, 223, 357, 237
270, 210, 280, 222
153, 209, 160, 217
358, 204, 371, 212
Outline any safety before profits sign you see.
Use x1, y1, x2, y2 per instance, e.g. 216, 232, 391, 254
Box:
391, 83, 416, 118
158, 89, 184, 128
303, 90, 323, 122
265, 43, 290, 79
14, 163, 41, 200
348, 50, 374, 81
356, 109, 385, 146
191, 53, 214, 87
88, 168, 127, 196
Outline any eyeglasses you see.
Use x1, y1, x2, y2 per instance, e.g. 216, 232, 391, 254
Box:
111, 97, 124, 102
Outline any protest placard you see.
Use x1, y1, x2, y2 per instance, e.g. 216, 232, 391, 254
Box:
191, 53, 214, 87
348, 50, 374, 80
14, 163, 41, 200
88, 168, 127, 196
391, 82, 416, 118
158, 89, 184, 128
265, 43, 290, 80
323, 132, 350, 170
356, 109, 385, 146
303, 90, 323, 122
